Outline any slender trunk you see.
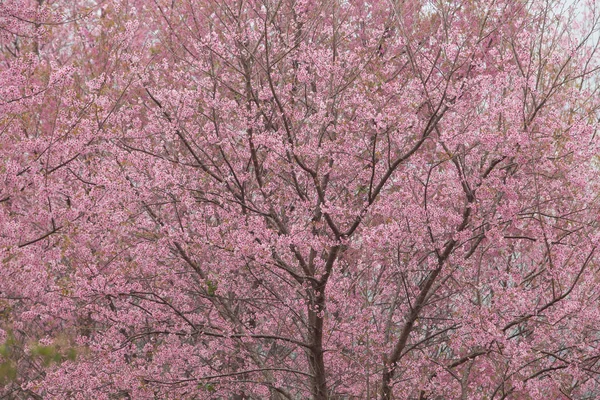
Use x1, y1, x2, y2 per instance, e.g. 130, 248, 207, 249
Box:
308, 284, 328, 400
381, 368, 394, 400
379, 197, 473, 398
380, 251, 450, 399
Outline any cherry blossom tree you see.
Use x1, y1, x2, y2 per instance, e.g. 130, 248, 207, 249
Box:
2, 0, 600, 399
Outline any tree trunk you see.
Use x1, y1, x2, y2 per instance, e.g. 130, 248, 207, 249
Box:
308, 285, 328, 400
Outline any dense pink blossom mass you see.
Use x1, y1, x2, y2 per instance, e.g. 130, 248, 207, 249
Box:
2, 0, 600, 398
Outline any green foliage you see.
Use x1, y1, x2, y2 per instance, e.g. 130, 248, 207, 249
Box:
0, 331, 79, 384
199, 383, 216, 392
30, 343, 78, 366
0, 331, 16, 384
0, 360, 16, 384
205, 280, 218, 297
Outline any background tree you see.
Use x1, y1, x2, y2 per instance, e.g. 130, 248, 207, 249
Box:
2, 0, 600, 399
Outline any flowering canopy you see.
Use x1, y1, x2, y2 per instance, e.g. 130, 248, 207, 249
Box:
2, 0, 600, 399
